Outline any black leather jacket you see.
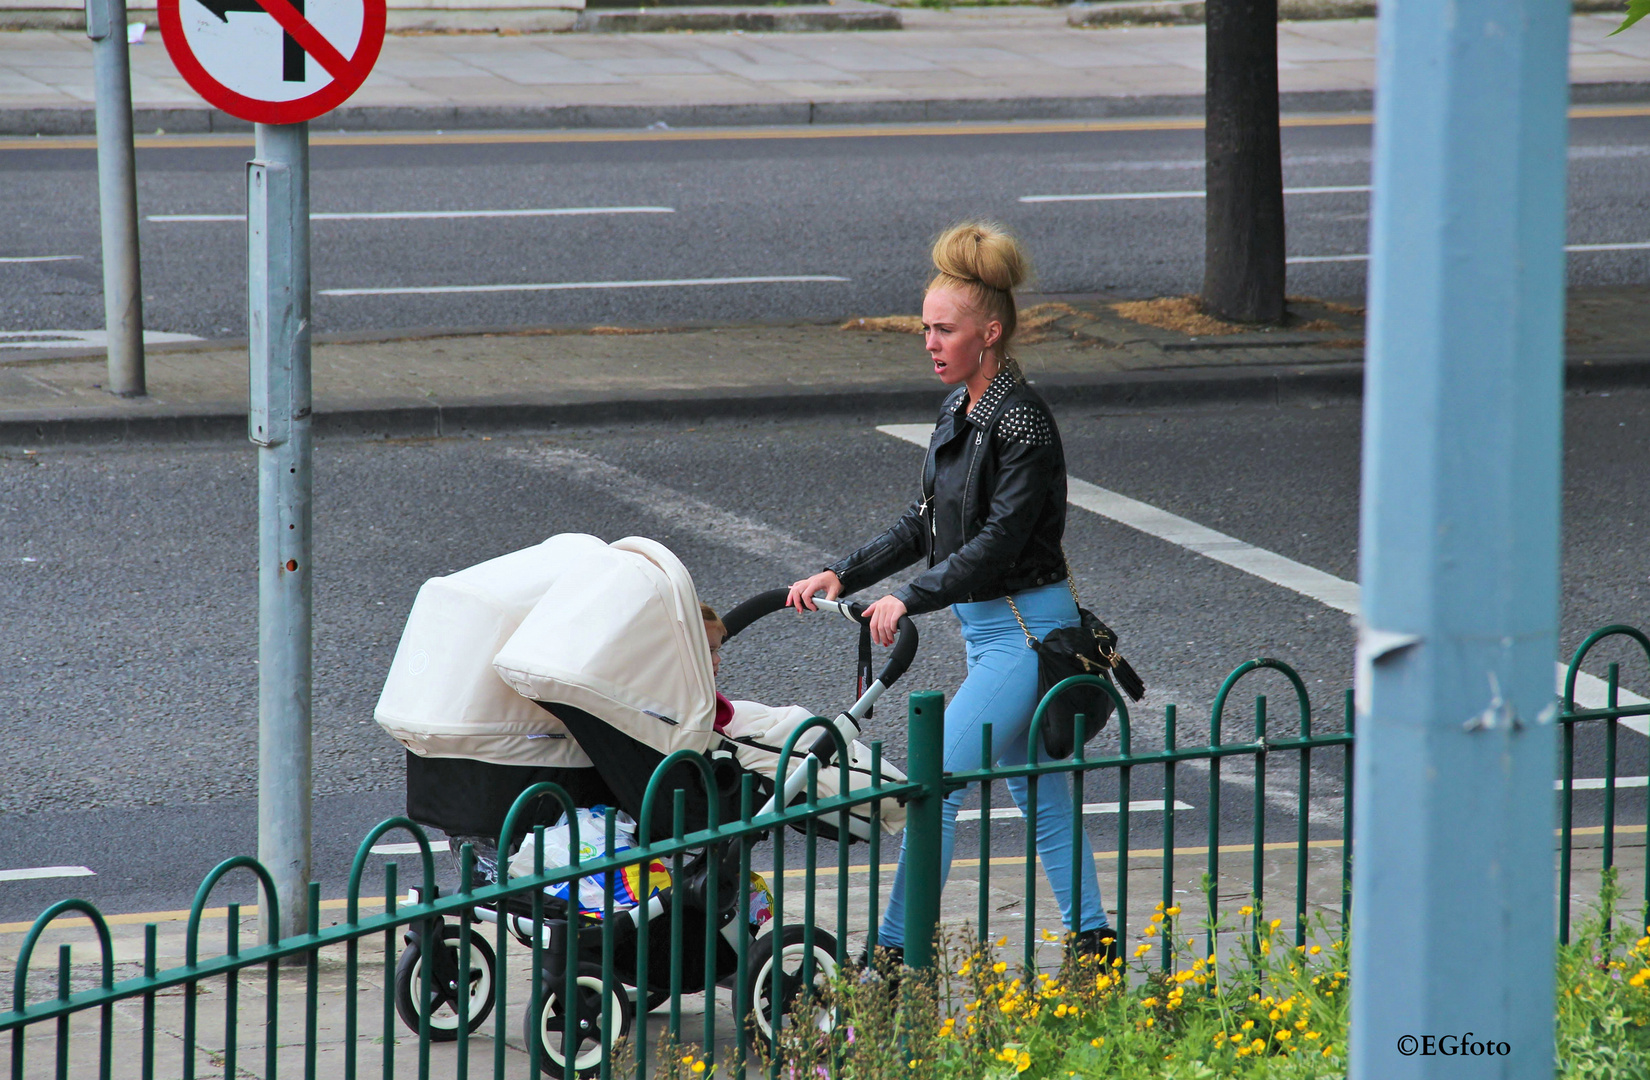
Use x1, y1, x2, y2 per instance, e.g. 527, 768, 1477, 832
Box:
826, 370, 1068, 616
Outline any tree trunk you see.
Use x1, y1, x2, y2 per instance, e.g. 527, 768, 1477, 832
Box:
1202, 0, 1286, 324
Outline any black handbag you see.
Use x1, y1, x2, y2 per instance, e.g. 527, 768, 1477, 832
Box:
1006, 567, 1146, 760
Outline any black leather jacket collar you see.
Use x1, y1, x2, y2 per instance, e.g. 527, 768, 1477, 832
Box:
826, 371, 1068, 615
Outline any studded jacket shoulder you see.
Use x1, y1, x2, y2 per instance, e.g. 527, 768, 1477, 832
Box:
825, 370, 1068, 615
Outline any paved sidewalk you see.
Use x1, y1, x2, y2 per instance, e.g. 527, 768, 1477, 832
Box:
2, 11, 1648, 134
1, 837, 1634, 1077
3, 286, 1648, 444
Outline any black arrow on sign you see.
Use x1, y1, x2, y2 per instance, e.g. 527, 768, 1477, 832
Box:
192, 0, 306, 83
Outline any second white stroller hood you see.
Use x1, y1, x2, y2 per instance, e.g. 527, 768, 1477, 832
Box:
492, 536, 721, 756
375, 534, 596, 768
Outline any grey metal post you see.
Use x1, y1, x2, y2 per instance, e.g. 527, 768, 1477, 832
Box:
1351, 0, 1570, 1070
84, 0, 145, 397
249, 121, 313, 944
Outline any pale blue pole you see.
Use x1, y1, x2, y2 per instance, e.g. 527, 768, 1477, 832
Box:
1351, 0, 1569, 1074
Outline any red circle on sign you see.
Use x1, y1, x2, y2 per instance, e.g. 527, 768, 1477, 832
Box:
159, 0, 385, 125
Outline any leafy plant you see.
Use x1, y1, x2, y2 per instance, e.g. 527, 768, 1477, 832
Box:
753, 879, 1650, 1079
1613, 0, 1649, 36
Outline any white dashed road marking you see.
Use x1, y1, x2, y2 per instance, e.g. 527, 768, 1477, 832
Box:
149, 206, 675, 223
956, 800, 1195, 823
321, 275, 849, 298
0, 866, 95, 882
370, 841, 433, 856
1020, 185, 1370, 203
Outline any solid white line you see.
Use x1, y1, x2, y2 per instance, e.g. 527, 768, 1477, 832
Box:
1555, 776, 1649, 791
322, 274, 848, 298
0, 866, 95, 882
1020, 185, 1370, 203
1567, 241, 1650, 252
1288, 242, 1650, 265
1287, 254, 1370, 264
956, 800, 1194, 822
0, 255, 80, 263
370, 841, 433, 855
149, 206, 675, 223
875, 423, 1650, 733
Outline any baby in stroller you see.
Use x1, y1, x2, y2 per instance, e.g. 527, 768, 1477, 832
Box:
376, 533, 917, 1076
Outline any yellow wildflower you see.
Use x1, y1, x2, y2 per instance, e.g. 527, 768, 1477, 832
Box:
1150, 912, 1164, 924
1134, 943, 1152, 958
1309, 945, 1321, 955
1143, 924, 1159, 937
1165, 906, 1181, 917
1091, 1037, 1104, 1048
1015, 1050, 1032, 1073
692, 1064, 706, 1075
993, 961, 1008, 975
1239, 906, 1253, 916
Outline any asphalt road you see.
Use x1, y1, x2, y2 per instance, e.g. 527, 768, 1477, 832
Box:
3, 392, 1648, 921
3, 113, 1650, 342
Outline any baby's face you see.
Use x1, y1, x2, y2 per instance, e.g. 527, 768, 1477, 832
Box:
706, 624, 724, 678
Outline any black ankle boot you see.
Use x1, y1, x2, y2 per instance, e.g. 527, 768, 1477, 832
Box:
1067, 927, 1119, 966
855, 943, 905, 973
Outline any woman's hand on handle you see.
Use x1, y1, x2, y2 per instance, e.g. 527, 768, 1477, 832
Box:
786, 571, 842, 613
864, 595, 908, 648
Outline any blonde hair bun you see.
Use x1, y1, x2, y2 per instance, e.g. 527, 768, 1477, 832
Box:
927, 221, 1030, 349
931, 221, 1029, 294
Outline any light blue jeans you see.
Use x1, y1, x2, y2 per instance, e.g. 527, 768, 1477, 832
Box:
878, 582, 1108, 947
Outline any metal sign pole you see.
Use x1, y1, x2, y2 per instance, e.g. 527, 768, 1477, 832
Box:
249, 120, 313, 943
85, 0, 146, 397
1351, 0, 1569, 1070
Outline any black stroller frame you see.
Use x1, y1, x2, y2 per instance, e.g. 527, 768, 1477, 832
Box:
394, 589, 919, 1078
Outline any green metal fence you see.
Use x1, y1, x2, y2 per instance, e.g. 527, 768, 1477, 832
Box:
4, 628, 1644, 1079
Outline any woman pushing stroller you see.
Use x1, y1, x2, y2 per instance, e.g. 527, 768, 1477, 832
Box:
787, 221, 1117, 967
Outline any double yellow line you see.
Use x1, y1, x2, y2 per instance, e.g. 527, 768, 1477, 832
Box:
2, 104, 1643, 154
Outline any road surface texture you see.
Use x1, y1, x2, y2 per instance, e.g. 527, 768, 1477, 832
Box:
4, 113, 1650, 343
3, 392, 1647, 919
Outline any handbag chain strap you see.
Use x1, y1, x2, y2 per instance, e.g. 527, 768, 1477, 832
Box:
1005, 552, 1124, 670
1003, 549, 1083, 650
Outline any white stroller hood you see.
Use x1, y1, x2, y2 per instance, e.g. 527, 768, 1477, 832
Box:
375, 535, 595, 768
492, 536, 722, 758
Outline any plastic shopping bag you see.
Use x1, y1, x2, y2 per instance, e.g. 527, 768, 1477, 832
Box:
507, 805, 670, 917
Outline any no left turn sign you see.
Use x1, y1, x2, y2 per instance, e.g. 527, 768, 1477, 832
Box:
160, 0, 386, 125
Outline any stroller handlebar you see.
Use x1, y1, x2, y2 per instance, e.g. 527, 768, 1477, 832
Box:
720, 587, 920, 690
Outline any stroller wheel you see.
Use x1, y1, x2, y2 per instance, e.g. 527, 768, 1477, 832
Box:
745, 925, 839, 1050
525, 962, 634, 1079
394, 925, 497, 1041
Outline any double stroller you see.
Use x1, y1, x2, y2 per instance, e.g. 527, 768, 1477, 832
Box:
374, 534, 917, 1076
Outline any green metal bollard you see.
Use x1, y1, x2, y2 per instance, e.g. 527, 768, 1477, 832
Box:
903, 691, 945, 970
